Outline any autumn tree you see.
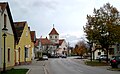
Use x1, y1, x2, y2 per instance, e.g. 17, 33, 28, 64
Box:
74, 40, 87, 58
84, 3, 120, 63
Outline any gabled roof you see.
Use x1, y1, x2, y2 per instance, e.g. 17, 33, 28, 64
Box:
30, 31, 36, 42
14, 21, 26, 42
49, 28, 59, 35
59, 39, 64, 45
0, 2, 18, 43
35, 38, 39, 47
40, 37, 50, 45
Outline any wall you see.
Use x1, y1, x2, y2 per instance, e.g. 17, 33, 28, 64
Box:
0, 7, 2, 69
16, 23, 32, 64
49, 35, 59, 44
94, 50, 104, 59
1, 8, 15, 69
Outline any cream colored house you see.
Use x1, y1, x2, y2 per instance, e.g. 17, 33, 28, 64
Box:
0, 2, 17, 70
14, 21, 32, 65
56, 39, 68, 56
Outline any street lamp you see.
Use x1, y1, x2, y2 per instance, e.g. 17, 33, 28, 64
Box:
2, 25, 8, 72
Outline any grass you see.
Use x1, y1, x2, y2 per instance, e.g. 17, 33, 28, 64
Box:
108, 68, 120, 71
85, 60, 109, 66
1, 68, 29, 74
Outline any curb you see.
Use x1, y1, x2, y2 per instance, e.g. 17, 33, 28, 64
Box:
107, 68, 120, 71
26, 69, 31, 74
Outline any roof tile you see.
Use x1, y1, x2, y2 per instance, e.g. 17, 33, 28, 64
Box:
49, 28, 59, 35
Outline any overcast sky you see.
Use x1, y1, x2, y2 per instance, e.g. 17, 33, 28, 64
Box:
1, 0, 120, 46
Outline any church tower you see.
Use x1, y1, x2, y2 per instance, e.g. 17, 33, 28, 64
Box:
49, 25, 59, 44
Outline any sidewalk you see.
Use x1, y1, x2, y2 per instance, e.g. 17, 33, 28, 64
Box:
14, 60, 46, 74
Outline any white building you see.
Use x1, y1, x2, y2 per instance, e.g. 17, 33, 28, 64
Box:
40, 27, 68, 56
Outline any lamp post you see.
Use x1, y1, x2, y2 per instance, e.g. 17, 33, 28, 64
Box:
2, 25, 8, 72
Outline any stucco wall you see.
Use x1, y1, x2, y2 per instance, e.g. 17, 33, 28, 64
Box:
16, 23, 32, 64
0, 9, 2, 68
1, 8, 15, 68
49, 35, 59, 43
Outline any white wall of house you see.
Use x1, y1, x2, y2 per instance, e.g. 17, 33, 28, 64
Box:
94, 50, 104, 59
49, 35, 59, 44
57, 40, 67, 55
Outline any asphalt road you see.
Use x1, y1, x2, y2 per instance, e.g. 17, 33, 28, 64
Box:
46, 58, 120, 74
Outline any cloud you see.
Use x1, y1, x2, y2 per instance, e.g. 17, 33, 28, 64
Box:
1, 0, 120, 47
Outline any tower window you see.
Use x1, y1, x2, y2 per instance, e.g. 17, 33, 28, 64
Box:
55, 36, 57, 38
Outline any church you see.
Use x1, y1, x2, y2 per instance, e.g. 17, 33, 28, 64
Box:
40, 26, 68, 57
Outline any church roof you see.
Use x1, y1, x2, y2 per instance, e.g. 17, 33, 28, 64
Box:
49, 28, 59, 35
40, 37, 51, 45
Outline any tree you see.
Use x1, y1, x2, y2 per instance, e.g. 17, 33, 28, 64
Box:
84, 3, 120, 63
74, 41, 87, 58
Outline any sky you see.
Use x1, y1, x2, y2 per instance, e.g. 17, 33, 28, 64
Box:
1, 0, 120, 46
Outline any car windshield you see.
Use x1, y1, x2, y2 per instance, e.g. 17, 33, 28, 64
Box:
112, 56, 120, 60
116, 56, 120, 60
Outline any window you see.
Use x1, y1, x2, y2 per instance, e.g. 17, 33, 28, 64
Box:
98, 52, 101, 55
55, 36, 57, 38
55, 40, 57, 42
25, 47, 29, 58
50, 36, 52, 38
8, 48, 10, 62
4, 14, 7, 26
109, 48, 114, 55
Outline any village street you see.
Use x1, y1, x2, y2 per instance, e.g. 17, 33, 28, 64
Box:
14, 57, 120, 74
45, 58, 120, 74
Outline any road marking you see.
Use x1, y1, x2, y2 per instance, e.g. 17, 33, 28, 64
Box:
78, 69, 83, 72
43, 66, 49, 74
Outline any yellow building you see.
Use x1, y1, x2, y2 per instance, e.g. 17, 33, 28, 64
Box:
14, 21, 32, 65
0, 2, 17, 71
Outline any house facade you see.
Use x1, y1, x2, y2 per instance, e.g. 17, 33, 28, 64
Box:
30, 31, 36, 60
0, 2, 17, 70
34, 38, 40, 58
56, 39, 68, 56
92, 43, 115, 60
14, 21, 32, 65
40, 27, 68, 57
114, 43, 120, 56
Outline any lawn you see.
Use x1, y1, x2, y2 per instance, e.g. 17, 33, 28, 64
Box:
85, 60, 110, 66
1, 68, 29, 74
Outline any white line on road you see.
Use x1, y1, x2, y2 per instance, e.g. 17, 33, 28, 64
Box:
43, 65, 49, 74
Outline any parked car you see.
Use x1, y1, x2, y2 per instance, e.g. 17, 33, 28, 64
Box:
96, 55, 110, 61
42, 55, 48, 60
61, 55, 67, 58
110, 56, 120, 68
